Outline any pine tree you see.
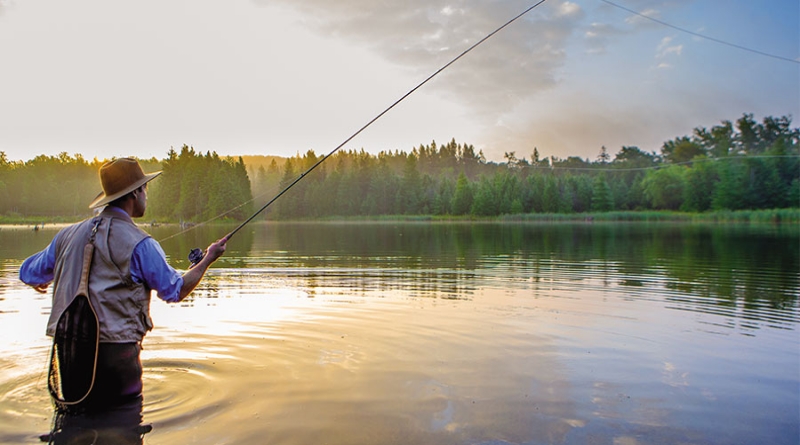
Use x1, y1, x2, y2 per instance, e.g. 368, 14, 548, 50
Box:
591, 174, 613, 212
451, 172, 473, 215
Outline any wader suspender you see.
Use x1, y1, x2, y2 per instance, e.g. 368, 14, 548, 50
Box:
48, 218, 102, 409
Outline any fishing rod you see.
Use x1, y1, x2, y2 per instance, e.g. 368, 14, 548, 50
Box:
189, 0, 550, 265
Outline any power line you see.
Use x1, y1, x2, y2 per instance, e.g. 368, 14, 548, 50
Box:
599, 0, 800, 64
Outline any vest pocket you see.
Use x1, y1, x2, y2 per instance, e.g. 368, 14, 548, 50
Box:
139, 309, 154, 332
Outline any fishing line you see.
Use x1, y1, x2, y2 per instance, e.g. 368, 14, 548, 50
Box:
184, 0, 551, 263
158, 181, 285, 243
224, 0, 550, 241
599, 0, 800, 64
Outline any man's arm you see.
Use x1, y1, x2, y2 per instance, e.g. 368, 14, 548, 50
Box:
132, 237, 227, 303
176, 238, 227, 302
19, 235, 59, 293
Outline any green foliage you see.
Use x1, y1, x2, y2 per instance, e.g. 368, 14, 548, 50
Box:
790, 179, 800, 208
399, 155, 422, 214
0, 147, 254, 223
591, 174, 613, 212
2, 114, 798, 221
662, 113, 799, 161
0, 153, 102, 217
682, 158, 717, 212
662, 137, 705, 164
542, 175, 561, 213
470, 175, 498, 216
642, 165, 686, 210
570, 174, 594, 213
451, 172, 473, 215
148, 145, 253, 222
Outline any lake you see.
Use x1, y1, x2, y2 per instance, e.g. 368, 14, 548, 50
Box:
0, 221, 798, 444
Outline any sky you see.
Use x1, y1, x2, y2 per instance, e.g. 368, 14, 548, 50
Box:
0, 0, 798, 164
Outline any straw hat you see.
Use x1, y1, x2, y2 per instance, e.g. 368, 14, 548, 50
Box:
89, 158, 162, 209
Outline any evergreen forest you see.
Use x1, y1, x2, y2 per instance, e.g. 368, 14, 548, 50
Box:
1, 113, 797, 222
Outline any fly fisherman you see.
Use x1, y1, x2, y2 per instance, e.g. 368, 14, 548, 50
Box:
19, 157, 227, 411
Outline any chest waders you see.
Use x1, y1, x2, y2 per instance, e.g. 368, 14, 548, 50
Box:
48, 219, 101, 412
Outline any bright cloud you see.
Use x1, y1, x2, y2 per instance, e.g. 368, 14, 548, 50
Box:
0, 0, 795, 163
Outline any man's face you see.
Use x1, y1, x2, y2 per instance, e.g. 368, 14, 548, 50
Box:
132, 184, 147, 218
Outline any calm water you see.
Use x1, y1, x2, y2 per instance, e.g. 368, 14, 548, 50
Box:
0, 221, 798, 445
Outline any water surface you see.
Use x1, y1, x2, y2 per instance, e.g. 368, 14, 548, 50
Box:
1, 221, 798, 444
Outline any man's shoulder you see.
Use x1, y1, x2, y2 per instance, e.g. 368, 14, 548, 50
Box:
99, 207, 150, 237
55, 217, 96, 244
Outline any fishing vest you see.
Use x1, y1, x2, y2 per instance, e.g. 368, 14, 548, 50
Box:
46, 207, 154, 343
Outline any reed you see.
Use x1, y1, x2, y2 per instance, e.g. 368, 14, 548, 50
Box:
500, 209, 800, 224
500, 211, 689, 222
703, 208, 800, 223
303, 209, 800, 224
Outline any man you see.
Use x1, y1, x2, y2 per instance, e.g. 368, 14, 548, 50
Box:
19, 157, 226, 410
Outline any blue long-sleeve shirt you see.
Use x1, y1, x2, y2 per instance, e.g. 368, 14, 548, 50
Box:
19, 209, 184, 303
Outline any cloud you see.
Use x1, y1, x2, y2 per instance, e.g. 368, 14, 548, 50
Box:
584, 22, 624, 54
658, 45, 682, 57
259, 0, 586, 117
0, 0, 13, 17
624, 7, 661, 27
243, 0, 796, 164
557, 1, 582, 19
656, 36, 682, 61
253, 1, 704, 124
483, 95, 668, 161
584, 0, 693, 53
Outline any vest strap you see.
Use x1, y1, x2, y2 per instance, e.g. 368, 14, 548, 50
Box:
48, 220, 102, 411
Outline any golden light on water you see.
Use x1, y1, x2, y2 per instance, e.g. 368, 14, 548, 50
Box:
1, 223, 798, 445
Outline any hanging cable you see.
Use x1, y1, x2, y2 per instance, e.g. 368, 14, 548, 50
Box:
599, 0, 800, 64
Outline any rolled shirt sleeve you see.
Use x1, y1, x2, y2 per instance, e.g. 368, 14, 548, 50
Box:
130, 237, 184, 303
19, 233, 59, 286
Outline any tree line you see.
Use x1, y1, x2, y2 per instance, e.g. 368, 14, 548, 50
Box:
1, 113, 797, 221
259, 113, 798, 218
147, 146, 254, 222
0, 145, 253, 221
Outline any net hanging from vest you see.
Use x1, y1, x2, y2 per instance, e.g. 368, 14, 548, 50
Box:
48, 221, 101, 411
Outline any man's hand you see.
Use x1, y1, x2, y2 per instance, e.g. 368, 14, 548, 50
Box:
205, 237, 227, 263
31, 283, 50, 294
177, 237, 228, 302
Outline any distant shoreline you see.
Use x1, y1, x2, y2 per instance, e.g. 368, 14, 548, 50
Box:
2, 208, 798, 228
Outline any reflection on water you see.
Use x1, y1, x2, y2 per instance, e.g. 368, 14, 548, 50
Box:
0, 222, 798, 444
41, 397, 150, 445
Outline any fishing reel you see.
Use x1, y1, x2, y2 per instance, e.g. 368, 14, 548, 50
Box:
188, 248, 204, 267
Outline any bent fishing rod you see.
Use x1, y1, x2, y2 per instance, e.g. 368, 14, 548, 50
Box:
189, 0, 550, 266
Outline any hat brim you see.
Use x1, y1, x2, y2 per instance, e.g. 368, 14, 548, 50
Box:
88, 171, 162, 209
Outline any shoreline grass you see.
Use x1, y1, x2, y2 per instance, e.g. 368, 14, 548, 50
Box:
2, 208, 798, 226
289, 209, 800, 224
500, 208, 800, 223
